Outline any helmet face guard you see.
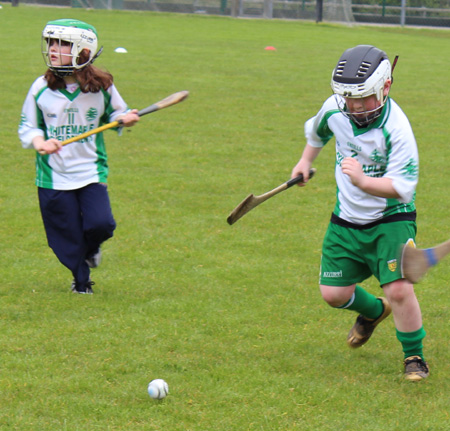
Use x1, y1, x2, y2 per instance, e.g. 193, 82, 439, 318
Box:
331, 45, 391, 127
42, 19, 101, 76
333, 94, 386, 128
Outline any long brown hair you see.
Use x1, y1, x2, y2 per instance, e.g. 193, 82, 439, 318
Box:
44, 49, 114, 93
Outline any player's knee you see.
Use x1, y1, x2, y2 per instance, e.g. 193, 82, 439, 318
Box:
383, 279, 413, 304
320, 284, 353, 307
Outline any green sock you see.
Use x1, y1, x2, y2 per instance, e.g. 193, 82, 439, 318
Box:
337, 285, 383, 319
396, 327, 426, 361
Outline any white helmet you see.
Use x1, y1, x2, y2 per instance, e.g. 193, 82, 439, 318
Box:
42, 19, 102, 76
331, 45, 392, 127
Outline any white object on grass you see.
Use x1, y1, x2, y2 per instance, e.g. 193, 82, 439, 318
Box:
147, 379, 169, 399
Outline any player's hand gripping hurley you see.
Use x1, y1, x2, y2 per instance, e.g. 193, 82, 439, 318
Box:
401, 239, 450, 283
61, 90, 189, 146
227, 168, 316, 225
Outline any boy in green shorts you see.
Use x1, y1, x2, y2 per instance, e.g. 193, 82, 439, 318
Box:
291, 45, 428, 380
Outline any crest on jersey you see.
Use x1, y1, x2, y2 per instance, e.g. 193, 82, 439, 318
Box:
387, 259, 397, 272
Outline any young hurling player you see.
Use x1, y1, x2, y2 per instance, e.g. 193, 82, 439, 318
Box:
19, 19, 140, 294
291, 45, 429, 381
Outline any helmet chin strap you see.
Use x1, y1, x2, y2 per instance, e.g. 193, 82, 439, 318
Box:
51, 67, 75, 77
350, 111, 380, 128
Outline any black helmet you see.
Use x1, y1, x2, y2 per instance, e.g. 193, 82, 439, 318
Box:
331, 45, 392, 127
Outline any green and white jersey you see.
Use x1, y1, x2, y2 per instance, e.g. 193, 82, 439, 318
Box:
305, 96, 418, 225
19, 76, 129, 190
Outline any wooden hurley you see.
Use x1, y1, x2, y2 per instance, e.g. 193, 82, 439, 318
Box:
402, 239, 450, 283
227, 168, 316, 225
61, 90, 189, 146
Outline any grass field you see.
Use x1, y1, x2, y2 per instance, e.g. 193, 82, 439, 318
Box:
1, 4, 449, 430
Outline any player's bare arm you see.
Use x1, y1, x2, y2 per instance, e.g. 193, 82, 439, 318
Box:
341, 156, 400, 199
291, 144, 321, 186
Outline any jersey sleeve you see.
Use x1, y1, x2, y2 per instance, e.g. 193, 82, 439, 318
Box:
18, 77, 47, 149
384, 109, 419, 204
105, 84, 130, 124
304, 97, 338, 148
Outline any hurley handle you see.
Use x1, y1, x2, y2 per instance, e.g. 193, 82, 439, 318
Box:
286, 168, 316, 188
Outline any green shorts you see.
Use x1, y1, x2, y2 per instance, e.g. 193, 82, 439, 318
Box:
320, 220, 416, 287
